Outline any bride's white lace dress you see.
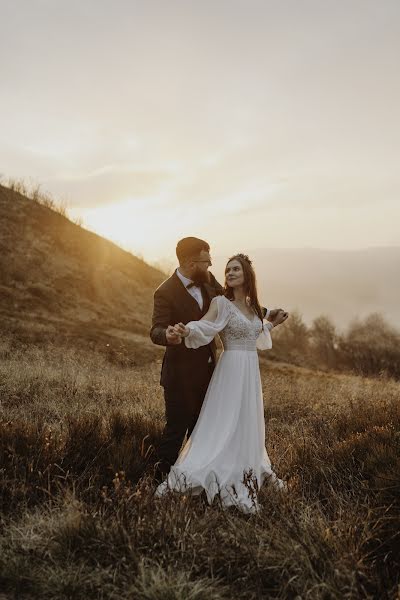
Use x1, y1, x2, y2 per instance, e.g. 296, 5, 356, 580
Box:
155, 295, 284, 513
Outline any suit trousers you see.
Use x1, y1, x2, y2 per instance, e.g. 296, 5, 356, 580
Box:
156, 363, 214, 479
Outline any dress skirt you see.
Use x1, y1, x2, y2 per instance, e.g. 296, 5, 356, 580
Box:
155, 348, 282, 513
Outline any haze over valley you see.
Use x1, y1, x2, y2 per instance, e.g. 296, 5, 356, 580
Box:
212, 247, 400, 330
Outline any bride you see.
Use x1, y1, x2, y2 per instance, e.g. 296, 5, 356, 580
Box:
155, 253, 288, 513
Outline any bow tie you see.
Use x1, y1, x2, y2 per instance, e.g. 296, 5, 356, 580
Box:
186, 282, 199, 289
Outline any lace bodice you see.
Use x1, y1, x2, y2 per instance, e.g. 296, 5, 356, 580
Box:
219, 302, 263, 351
185, 295, 273, 352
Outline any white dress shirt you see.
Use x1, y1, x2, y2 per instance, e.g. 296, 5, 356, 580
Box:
176, 268, 204, 310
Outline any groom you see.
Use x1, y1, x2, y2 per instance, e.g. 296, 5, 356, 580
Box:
150, 237, 282, 482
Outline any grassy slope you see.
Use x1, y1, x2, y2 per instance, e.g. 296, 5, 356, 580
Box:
0, 339, 399, 599
0, 184, 165, 364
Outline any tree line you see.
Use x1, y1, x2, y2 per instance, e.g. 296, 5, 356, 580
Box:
269, 311, 400, 380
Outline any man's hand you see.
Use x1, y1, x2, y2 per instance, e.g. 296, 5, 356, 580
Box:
268, 308, 288, 322
270, 309, 289, 327
166, 325, 182, 345
173, 322, 190, 338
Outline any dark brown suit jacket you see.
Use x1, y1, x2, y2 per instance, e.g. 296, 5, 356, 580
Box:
150, 271, 224, 388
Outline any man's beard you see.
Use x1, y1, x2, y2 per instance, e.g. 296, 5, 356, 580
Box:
192, 267, 211, 285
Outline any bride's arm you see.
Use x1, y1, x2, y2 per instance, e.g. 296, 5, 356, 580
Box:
256, 308, 288, 350
173, 297, 219, 336
256, 320, 274, 350
201, 299, 219, 322
173, 296, 230, 349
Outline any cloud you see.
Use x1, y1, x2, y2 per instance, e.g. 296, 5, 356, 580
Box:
1, 0, 399, 257
46, 168, 174, 208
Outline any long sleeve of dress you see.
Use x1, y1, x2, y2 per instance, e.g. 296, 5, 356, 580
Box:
256, 320, 274, 350
184, 296, 232, 349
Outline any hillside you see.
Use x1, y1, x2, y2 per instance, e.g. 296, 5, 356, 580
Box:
0, 184, 165, 363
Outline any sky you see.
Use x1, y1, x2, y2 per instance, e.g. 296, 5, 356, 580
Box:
1, 0, 400, 267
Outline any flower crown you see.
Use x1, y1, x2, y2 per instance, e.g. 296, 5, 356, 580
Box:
230, 253, 253, 266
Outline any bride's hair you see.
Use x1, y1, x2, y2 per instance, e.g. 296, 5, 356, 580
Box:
224, 254, 264, 324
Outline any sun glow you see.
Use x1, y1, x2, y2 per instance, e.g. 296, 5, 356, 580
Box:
70, 196, 200, 264
70, 198, 166, 259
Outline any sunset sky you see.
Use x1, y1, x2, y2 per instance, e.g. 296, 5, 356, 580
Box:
1, 0, 400, 266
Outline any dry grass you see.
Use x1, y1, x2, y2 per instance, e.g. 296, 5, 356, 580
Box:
3, 177, 69, 218
0, 338, 399, 599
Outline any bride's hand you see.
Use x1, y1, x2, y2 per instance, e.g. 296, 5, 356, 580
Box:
173, 322, 190, 337
166, 325, 182, 344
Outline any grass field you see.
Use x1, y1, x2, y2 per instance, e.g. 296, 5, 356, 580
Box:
0, 337, 399, 599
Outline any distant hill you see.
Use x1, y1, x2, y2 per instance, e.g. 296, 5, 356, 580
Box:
213, 247, 400, 331
0, 184, 165, 364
